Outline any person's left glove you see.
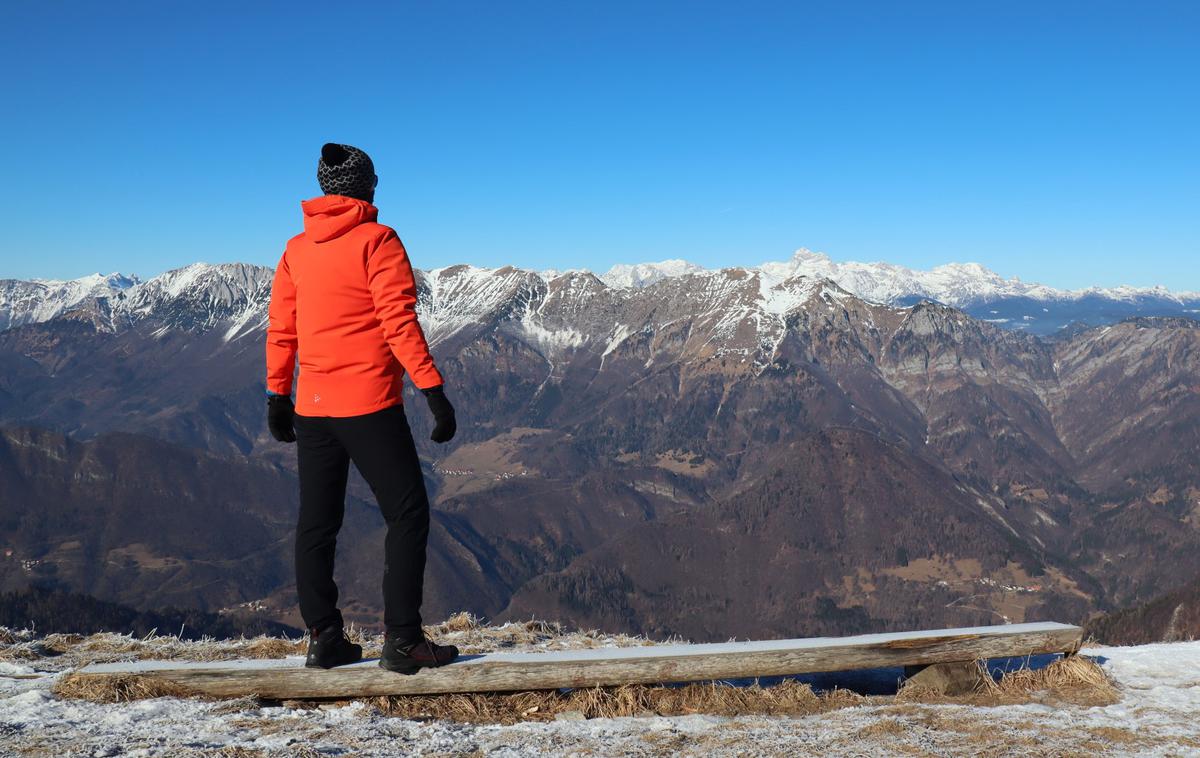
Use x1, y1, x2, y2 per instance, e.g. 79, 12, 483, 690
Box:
267, 395, 297, 443
422, 385, 457, 443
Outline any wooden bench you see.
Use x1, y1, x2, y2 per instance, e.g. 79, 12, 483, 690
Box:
74, 621, 1082, 700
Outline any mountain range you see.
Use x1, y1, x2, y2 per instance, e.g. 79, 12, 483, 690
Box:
1, 252, 1198, 641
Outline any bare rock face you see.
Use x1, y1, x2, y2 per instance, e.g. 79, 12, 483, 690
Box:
0, 262, 1198, 639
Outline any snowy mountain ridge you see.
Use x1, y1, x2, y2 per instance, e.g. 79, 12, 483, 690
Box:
0, 263, 275, 338
4, 250, 1199, 339
599, 248, 1200, 307
0, 272, 140, 331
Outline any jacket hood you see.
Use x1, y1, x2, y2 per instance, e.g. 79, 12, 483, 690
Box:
301, 195, 379, 242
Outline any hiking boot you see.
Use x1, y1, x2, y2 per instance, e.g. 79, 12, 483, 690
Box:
304, 625, 363, 669
379, 635, 459, 674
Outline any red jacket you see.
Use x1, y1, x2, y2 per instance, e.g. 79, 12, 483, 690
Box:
266, 195, 443, 417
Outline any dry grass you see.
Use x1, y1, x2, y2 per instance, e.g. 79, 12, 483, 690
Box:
431, 610, 485, 634
896, 654, 1118, 707
0, 629, 309, 668
991, 654, 1119, 706
208, 695, 265, 715
894, 682, 946, 703
1086, 726, 1140, 745
855, 717, 908, 739
38, 633, 85, 653
53, 672, 190, 703
0, 645, 38, 662
369, 680, 864, 724
204, 749, 267, 758
345, 655, 1112, 727
418, 613, 659, 655
366, 660, 1114, 726
177, 747, 326, 758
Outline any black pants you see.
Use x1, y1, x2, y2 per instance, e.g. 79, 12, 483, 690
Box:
294, 404, 430, 641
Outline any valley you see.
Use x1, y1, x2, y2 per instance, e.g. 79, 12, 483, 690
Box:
1, 258, 1197, 640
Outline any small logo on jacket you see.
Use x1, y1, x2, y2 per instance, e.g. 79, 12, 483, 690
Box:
313, 394, 322, 404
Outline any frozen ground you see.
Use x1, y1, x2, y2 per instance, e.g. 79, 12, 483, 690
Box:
2, 623, 1199, 757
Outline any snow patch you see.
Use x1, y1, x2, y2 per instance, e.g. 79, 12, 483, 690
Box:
520, 312, 586, 351
602, 324, 632, 357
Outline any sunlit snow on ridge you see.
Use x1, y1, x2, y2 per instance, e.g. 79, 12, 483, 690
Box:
600, 248, 1200, 307
4, 249, 1199, 340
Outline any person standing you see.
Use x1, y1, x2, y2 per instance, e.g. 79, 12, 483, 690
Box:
265, 143, 459, 673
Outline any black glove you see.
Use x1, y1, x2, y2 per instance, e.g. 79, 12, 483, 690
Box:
422, 385, 456, 443
267, 395, 297, 443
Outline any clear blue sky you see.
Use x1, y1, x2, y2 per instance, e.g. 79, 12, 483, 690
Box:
2, 1, 1197, 289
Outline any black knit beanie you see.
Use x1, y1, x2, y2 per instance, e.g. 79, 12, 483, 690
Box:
317, 143, 377, 201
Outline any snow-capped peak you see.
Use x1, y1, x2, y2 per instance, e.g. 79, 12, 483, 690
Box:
120, 263, 276, 337
128, 262, 272, 305
600, 259, 708, 289
27, 271, 140, 292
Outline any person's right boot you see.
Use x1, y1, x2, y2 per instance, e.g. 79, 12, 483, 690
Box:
379, 634, 459, 674
304, 625, 364, 669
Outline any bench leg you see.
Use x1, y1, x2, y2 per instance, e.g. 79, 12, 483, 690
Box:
901, 661, 987, 696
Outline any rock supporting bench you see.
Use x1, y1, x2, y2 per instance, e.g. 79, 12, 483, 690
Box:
74, 621, 1083, 700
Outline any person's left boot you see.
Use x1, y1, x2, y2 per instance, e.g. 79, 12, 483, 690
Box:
379, 634, 459, 674
304, 625, 363, 669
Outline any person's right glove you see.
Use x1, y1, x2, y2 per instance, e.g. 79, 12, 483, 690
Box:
421, 385, 457, 443
267, 394, 297, 443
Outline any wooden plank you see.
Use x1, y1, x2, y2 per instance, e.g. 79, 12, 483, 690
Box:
75, 621, 1082, 700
